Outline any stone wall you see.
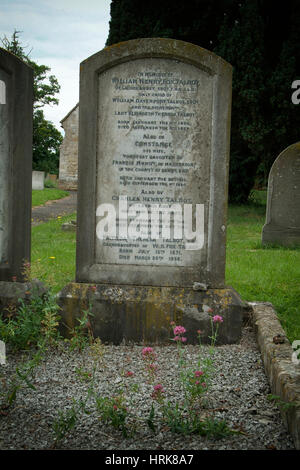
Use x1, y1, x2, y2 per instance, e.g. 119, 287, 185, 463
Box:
250, 302, 300, 449
58, 103, 79, 190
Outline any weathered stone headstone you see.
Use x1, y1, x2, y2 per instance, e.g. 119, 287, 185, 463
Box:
0, 48, 33, 282
32, 170, 45, 190
262, 143, 300, 246
58, 38, 244, 344
58, 103, 79, 190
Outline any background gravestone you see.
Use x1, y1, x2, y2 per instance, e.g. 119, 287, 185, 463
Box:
58, 38, 244, 344
262, 143, 300, 246
0, 48, 33, 283
32, 170, 45, 190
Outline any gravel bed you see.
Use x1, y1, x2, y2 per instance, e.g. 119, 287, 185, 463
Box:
0, 326, 295, 450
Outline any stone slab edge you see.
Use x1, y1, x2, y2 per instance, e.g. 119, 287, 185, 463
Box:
0, 280, 48, 311
249, 301, 300, 449
58, 180, 78, 191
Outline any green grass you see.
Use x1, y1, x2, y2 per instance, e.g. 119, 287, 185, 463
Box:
226, 193, 300, 343
248, 188, 267, 206
32, 189, 69, 207
31, 213, 77, 292
30, 190, 300, 343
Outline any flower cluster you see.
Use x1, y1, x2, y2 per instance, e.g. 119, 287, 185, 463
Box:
151, 384, 165, 403
142, 347, 157, 383
212, 315, 223, 324
194, 370, 204, 377
172, 325, 187, 343
95, 317, 225, 437
194, 370, 206, 388
142, 347, 156, 359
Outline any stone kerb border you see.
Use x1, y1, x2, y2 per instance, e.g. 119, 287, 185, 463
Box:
249, 301, 300, 449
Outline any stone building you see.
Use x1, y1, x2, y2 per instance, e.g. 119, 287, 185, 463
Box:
58, 103, 79, 190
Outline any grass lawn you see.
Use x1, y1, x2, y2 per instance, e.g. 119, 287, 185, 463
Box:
32, 188, 69, 207
226, 193, 300, 343
30, 190, 300, 343
31, 213, 77, 291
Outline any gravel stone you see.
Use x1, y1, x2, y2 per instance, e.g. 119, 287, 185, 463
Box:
0, 326, 295, 450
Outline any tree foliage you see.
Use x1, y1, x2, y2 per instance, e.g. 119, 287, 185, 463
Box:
1, 30, 60, 109
33, 110, 63, 174
106, 0, 300, 202
1, 30, 62, 174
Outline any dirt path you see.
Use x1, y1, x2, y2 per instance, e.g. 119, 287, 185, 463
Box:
31, 191, 77, 226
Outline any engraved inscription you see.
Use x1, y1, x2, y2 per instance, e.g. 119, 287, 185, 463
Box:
96, 58, 213, 266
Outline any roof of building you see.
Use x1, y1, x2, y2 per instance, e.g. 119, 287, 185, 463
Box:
60, 102, 79, 124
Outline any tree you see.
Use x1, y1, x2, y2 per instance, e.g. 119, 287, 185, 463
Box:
214, 1, 268, 202
106, 0, 300, 202
33, 110, 63, 174
106, 0, 238, 49
1, 30, 60, 109
1, 30, 62, 174
214, 0, 300, 201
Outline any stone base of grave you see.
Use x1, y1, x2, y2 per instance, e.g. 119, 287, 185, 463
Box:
58, 179, 78, 191
262, 224, 300, 247
57, 283, 246, 345
0, 280, 48, 314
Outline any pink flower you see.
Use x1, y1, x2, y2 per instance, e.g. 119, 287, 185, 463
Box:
170, 321, 176, 326
195, 380, 200, 385
173, 325, 186, 336
142, 347, 154, 356
181, 337, 187, 343
197, 329, 203, 335
212, 315, 223, 323
151, 383, 165, 401
142, 347, 156, 364
126, 371, 134, 377
201, 382, 206, 388
173, 335, 181, 342
195, 370, 204, 377
113, 404, 118, 410
154, 384, 164, 392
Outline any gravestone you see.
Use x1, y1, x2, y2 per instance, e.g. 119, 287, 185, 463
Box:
0, 48, 33, 282
58, 38, 244, 344
32, 170, 45, 190
262, 143, 300, 246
